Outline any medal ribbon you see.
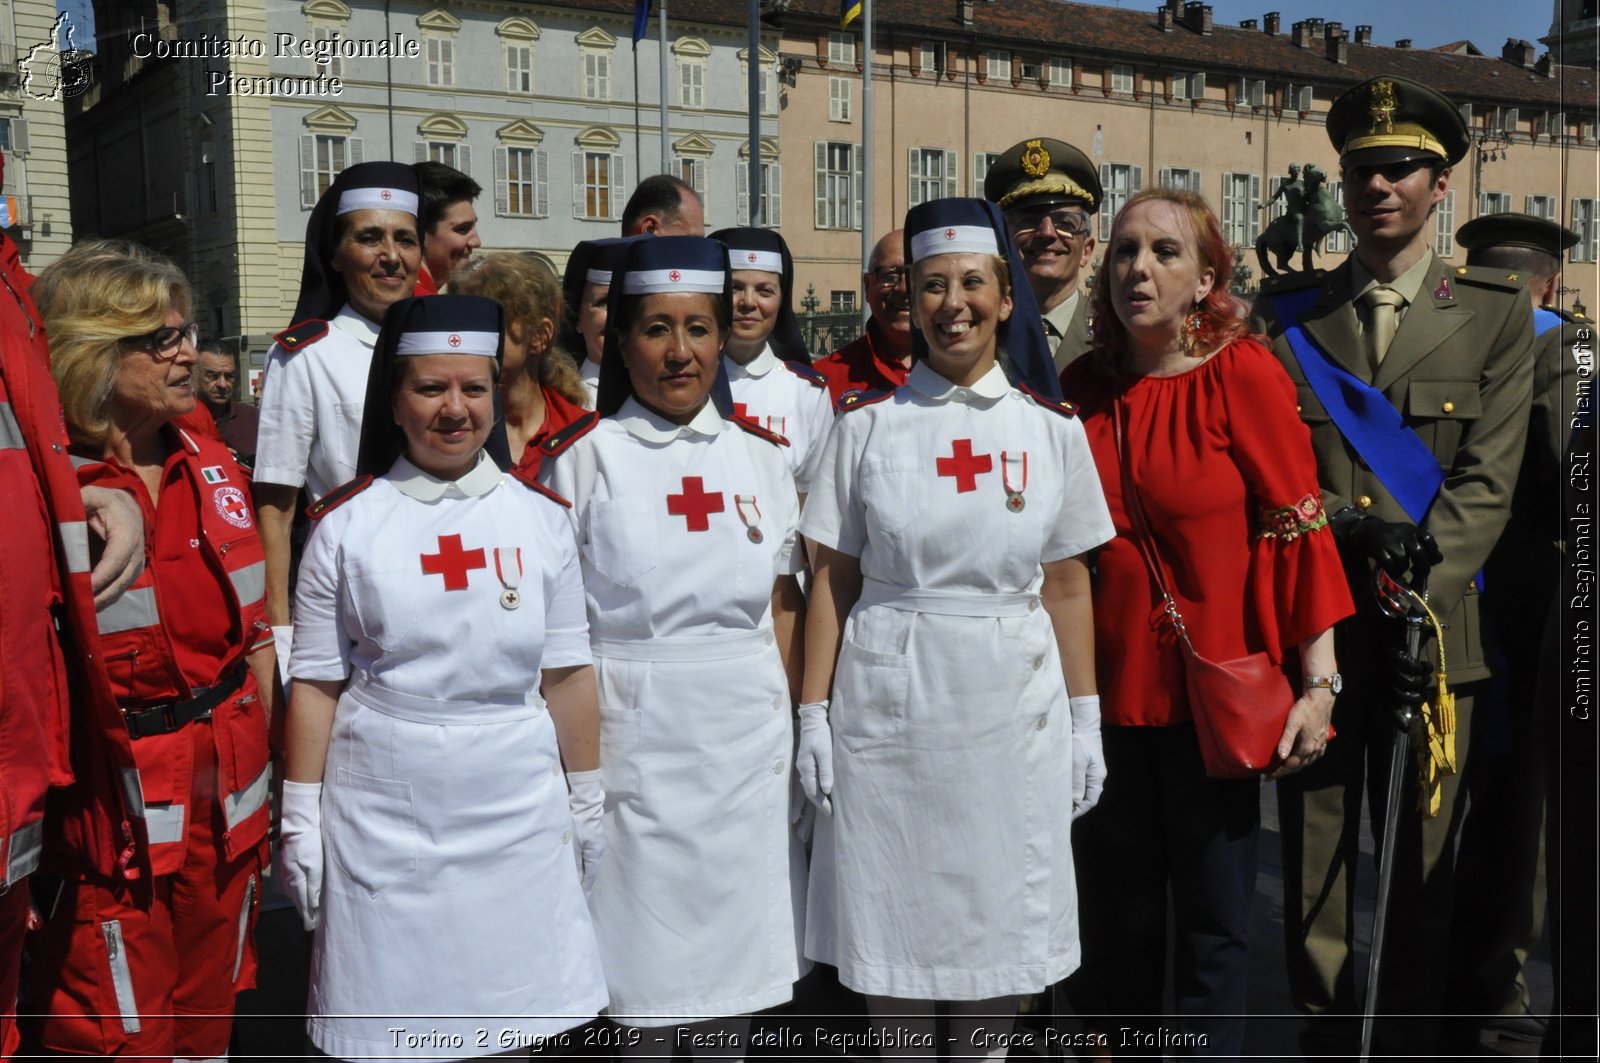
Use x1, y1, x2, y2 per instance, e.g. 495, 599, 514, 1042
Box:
734, 495, 763, 535
493, 547, 523, 594
1001, 451, 1028, 498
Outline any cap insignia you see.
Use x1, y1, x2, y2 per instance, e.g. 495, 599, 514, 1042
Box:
1368, 80, 1398, 136
1020, 139, 1051, 179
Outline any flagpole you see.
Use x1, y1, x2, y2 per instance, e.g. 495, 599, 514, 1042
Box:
748, 0, 761, 224
861, 0, 873, 291
659, 0, 670, 174
633, 40, 642, 177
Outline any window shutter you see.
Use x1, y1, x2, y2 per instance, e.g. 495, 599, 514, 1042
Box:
815, 142, 828, 228
299, 134, 317, 208
1131, 165, 1143, 192
768, 164, 781, 227
1249, 174, 1262, 240
572, 151, 585, 218
1192, 73, 1206, 98
349, 138, 363, 166
415, 141, 429, 164
1099, 163, 1112, 239
494, 147, 509, 216
943, 150, 957, 199
852, 144, 863, 231
9, 118, 27, 155
736, 165, 749, 226
1504, 107, 1519, 131
908, 147, 922, 207
535, 150, 549, 217
458, 145, 472, 177
610, 154, 625, 220
1159, 167, 1172, 188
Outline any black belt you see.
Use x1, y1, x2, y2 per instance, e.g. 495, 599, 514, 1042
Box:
122, 663, 248, 740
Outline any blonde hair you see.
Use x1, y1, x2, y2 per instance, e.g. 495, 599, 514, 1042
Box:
448, 252, 588, 407
34, 239, 193, 447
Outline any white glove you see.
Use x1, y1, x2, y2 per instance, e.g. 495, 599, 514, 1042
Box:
278, 780, 323, 931
80, 486, 145, 609
271, 625, 293, 687
789, 771, 816, 846
1069, 695, 1107, 819
795, 701, 834, 815
566, 770, 605, 894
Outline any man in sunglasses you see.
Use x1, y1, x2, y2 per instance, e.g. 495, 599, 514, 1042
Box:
984, 137, 1102, 372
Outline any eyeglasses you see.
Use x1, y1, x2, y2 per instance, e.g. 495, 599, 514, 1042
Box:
869, 267, 908, 289
121, 321, 199, 361
1004, 207, 1090, 240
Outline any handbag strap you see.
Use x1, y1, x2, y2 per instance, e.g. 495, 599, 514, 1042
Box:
1112, 395, 1197, 653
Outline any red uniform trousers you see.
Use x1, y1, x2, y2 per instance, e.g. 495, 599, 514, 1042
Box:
23, 717, 264, 1061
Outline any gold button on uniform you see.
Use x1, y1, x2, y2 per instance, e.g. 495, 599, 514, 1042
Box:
1357, 495, 1373, 510
1442, 401, 1454, 413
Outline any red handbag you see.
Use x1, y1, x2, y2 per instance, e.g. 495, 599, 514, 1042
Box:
1113, 397, 1300, 779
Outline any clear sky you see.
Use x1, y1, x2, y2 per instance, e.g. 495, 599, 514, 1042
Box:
1169, 1, 1560, 55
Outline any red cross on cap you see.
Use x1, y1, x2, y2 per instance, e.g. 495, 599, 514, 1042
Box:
944, 228, 957, 240
668, 269, 682, 282
447, 333, 462, 347
381, 189, 393, 200
747, 252, 758, 262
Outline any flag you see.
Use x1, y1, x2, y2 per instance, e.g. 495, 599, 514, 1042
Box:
841, 0, 862, 29
632, 0, 652, 43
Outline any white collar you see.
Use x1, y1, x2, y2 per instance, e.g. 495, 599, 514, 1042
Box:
727, 343, 778, 379
614, 396, 725, 443
388, 452, 503, 501
332, 304, 381, 346
579, 358, 601, 382
907, 360, 1011, 403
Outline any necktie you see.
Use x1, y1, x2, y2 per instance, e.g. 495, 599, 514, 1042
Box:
1362, 286, 1405, 370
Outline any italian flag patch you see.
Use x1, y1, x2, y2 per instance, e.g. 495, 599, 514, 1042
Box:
202, 465, 228, 484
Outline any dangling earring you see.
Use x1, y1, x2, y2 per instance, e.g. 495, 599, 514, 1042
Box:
1182, 306, 1209, 358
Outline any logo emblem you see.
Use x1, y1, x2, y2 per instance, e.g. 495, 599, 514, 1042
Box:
1368, 80, 1398, 136
21, 12, 93, 102
746, 252, 758, 263
447, 333, 462, 347
380, 189, 393, 201
668, 269, 682, 282
1020, 139, 1051, 179
213, 486, 253, 530
944, 228, 957, 240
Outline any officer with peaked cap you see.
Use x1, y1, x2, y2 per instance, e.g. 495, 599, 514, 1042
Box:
984, 137, 1102, 371
1446, 212, 1580, 1049
1250, 75, 1534, 1057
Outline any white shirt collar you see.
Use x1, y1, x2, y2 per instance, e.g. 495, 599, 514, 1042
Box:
579, 358, 601, 383
727, 343, 778, 379
332, 303, 381, 346
614, 396, 725, 443
907, 360, 1011, 403
388, 452, 503, 501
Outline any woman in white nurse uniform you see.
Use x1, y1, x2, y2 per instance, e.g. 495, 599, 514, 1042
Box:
558, 237, 641, 407
796, 199, 1116, 1059
540, 237, 806, 1053
277, 295, 607, 1061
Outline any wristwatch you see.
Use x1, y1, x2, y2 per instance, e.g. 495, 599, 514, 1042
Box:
1303, 674, 1343, 695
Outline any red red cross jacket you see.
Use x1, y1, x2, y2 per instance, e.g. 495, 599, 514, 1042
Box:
72, 418, 273, 876
0, 234, 149, 890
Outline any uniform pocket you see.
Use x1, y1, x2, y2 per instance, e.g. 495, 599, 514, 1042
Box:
861, 463, 930, 541
598, 706, 643, 799
832, 639, 912, 754
586, 496, 660, 588
333, 401, 364, 476
344, 566, 420, 652
327, 767, 417, 896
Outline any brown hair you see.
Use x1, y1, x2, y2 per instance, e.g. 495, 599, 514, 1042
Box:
34, 239, 193, 447
1089, 188, 1252, 360
447, 252, 588, 407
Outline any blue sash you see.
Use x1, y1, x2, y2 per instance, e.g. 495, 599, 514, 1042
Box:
1533, 307, 1563, 337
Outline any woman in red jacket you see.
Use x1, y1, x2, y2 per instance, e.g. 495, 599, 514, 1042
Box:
25, 240, 277, 1060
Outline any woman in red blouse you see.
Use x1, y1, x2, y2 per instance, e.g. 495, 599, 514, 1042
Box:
449, 253, 591, 478
1060, 189, 1353, 1057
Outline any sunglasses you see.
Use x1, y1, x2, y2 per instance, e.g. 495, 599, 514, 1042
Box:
1004, 207, 1090, 240
869, 267, 908, 289
122, 321, 199, 361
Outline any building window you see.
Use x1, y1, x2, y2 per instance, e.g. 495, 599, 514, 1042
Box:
739, 49, 777, 116
828, 31, 856, 67
1111, 64, 1134, 94
828, 77, 852, 122
505, 43, 533, 93
583, 49, 611, 100
919, 41, 948, 78
1480, 191, 1512, 215
1573, 199, 1598, 262
575, 150, 624, 220
1018, 58, 1041, 83
1048, 57, 1071, 87
299, 132, 361, 208
1220, 172, 1261, 246
1171, 71, 1204, 100
737, 159, 781, 226
1235, 76, 1266, 107
1434, 190, 1457, 257
909, 147, 957, 207
1527, 194, 1557, 221
1284, 84, 1313, 112
1489, 106, 1520, 132
830, 291, 856, 312
311, 24, 344, 79
675, 156, 708, 213
1159, 167, 1201, 193
1098, 162, 1143, 239
495, 146, 547, 217
1323, 181, 1351, 254
424, 35, 455, 87
417, 140, 471, 173
986, 50, 1011, 81
814, 141, 861, 231
973, 152, 999, 197
674, 38, 708, 110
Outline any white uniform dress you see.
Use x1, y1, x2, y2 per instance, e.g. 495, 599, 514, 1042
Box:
292, 454, 607, 1060
726, 344, 835, 496
541, 398, 805, 1025
255, 305, 379, 500
799, 361, 1115, 1000
578, 357, 601, 407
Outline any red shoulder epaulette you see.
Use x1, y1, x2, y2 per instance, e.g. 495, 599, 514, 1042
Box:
834, 387, 893, 414
784, 359, 828, 389
306, 474, 374, 519
274, 319, 329, 352
539, 411, 601, 457
509, 466, 574, 508
733, 415, 790, 447
1018, 383, 1079, 418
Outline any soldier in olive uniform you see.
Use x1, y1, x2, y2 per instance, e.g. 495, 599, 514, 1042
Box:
983, 137, 1100, 372
1446, 213, 1581, 1049
1250, 76, 1534, 1057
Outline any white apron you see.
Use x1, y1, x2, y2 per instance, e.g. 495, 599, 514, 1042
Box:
798, 362, 1115, 999
291, 457, 607, 1060
543, 399, 806, 1025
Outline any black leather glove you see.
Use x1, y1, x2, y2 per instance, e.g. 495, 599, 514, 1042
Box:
1332, 508, 1444, 580
1385, 645, 1436, 714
